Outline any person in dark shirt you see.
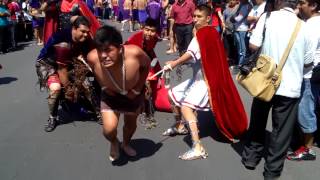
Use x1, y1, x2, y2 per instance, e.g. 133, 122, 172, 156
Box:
36, 16, 97, 132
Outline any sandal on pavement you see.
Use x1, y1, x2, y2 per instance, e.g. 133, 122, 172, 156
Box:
178, 147, 208, 160
162, 125, 189, 136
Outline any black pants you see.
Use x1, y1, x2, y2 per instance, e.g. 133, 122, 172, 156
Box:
242, 95, 299, 178
0, 26, 9, 53
173, 24, 193, 56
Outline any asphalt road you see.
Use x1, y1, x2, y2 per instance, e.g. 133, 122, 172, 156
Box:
0, 20, 320, 180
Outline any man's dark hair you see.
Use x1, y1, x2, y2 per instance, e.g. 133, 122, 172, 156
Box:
144, 17, 159, 30
72, 16, 91, 28
275, 0, 299, 9
94, 25, 123, 48
196, 4, 212, 16
306, 0, 320, 11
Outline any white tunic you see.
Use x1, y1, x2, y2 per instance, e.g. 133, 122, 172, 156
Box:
168, 37, 210, 111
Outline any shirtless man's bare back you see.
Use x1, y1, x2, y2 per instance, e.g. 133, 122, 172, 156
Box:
87, 25, 150, 162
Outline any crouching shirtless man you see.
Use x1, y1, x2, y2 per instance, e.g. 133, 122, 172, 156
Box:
87, 25, 150, 161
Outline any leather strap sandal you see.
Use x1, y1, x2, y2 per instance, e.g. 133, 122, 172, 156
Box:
178, 141, 208, 160
162, 125, 189, 136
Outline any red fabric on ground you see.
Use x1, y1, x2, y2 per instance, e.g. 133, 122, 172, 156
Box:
196, 26, 248, 141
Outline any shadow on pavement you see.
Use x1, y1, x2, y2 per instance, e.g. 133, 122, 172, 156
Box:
55, 107, 101, 127
0, 77, 18, 85
231, 130, 272, 158
112, 138, 163, 166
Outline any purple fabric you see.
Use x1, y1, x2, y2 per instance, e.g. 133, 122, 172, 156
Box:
147, 1, 161, 20
132, 9, 139, 21
122, 9, 131, 20
29, 0, 41, 9
113, 6, 119, 17
138, 10, 148, 23
86, 0, 95, 12
32, 17, 44, 28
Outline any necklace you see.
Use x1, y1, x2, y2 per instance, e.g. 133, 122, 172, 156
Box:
105, 49, 128, 95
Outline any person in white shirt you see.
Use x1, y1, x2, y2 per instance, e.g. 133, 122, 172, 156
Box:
286, 0, 320, 161
240, 0, 313, 179
247, 0, 266, 35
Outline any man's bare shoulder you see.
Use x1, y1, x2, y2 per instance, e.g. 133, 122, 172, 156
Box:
124, 44, 145, 54
124, 45, 150, 66
87, 49, 99, 63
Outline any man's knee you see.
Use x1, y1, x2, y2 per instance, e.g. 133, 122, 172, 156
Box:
102, 127, 117, 138
49, 83, 61, 91
181, 105, 192, 114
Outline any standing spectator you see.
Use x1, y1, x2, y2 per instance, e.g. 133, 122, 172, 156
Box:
131, 0, 139, 29
0, 0, 10, 53
210, 0, 225, 34
86, 0, 95, 13
166, 0, 177, 54
146, 0, 161, 31
94, 0, 103, 19
230, 0, 251, 66
240, 0, 312, 179
247, 0, 266, 37
136, 0, 147, 25
7, 0, 21, 49
223, 0, 239, 66
29, 0, 44, 45
120, 0, 133, 32
171, 0, 195, 55
111, 0, 119, 21
102, 0, 112, 19
22, 0, 33, 41
161, 0, 169, 39
286, 0, 320, 162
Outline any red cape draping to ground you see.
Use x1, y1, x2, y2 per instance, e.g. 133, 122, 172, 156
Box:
43, 0, 100, 44
196, 26, 248, 141
43, 4, 59, 44
126, 31, 172, 112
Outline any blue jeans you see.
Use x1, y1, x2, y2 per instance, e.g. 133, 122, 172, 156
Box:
298, 78, 320, 133
234, 31, 247, 65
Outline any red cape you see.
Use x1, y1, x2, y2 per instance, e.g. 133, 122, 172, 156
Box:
196, 26, 248, 141
43, 4, 59, 44
43, 0, 100, 44
78, 1, 100, 36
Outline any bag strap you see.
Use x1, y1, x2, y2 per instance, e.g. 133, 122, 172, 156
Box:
256, 12, 271, 55
276, 19, 302, 73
